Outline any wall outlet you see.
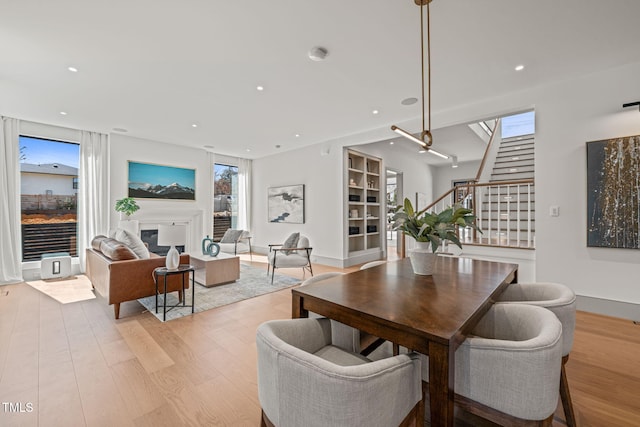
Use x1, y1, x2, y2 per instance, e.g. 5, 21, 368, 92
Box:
549, 205, 560, 217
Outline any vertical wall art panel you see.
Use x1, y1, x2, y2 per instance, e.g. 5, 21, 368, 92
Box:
587, 135, 640, 248
268, 184, 305, 223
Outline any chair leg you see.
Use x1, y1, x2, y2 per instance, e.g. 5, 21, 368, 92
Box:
560, 356, 576, 427
114, 303, 120, 320
271, 267, 275, 284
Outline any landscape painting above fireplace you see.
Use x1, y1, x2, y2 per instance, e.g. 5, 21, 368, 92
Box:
128, 161, 195, 200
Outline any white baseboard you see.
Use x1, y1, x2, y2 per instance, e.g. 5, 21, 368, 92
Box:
576, 295, 640, 322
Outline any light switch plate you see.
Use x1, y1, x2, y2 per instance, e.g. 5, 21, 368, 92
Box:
549, 205, 560, 217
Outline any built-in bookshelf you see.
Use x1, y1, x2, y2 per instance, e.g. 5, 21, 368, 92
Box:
345, 148, 384, 265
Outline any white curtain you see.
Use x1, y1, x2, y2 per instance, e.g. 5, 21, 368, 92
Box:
78, 131, 109, 272
0, 117, 23, 284
237, 158, 252, 231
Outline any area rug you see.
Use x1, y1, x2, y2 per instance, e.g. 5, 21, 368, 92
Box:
26, 275, 96, 304
138, 263, 300, 322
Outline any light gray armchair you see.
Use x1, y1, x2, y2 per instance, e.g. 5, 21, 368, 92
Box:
267, 233, 312, 284
256, 318, 423, 427
218, 229, 252, 259
454, 303, 563, 425
497, 282, 577, 427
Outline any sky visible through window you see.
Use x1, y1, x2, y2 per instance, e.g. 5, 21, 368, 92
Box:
19, 136, 79, 167
501, 111, 535, 139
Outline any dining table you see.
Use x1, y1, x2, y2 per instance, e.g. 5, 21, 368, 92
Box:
291, 256, 518, 427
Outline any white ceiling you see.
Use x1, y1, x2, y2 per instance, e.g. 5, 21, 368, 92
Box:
2, 0, 640, 162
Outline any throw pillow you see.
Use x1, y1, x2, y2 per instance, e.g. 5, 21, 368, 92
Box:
115, 228, 150, 259
99, 238, 138, 261
282, 232, 300, 255
220, 229, 244, 243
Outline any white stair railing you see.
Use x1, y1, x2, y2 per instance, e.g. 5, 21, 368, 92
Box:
425, 179, 535, 249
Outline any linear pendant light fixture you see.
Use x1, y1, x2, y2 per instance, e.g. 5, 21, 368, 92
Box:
391, 0, 449, 160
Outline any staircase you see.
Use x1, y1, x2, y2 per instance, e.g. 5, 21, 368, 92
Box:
476, 135, 535, 248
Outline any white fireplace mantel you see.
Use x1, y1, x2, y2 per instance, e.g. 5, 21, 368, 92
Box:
133, 208, 204, 254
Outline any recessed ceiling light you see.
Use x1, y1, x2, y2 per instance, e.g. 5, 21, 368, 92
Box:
389, 141, 394, 145
112, 127, 128, 133
295, 134, 300, 138
68, 66, 78, 73
60, 111, 67, 115
401, 97, 418, 106
191, 124, 198, 128
246, 148, 251, 152
372, 109, 379, 115
256, 86, 264, 91
515, 64, 525, 71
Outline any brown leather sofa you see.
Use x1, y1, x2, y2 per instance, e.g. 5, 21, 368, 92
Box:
86, 235, 190, 319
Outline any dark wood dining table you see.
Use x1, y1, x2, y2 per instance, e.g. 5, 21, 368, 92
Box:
291, 256, 518, 427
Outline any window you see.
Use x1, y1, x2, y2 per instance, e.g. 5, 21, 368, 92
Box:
501, 111, 535, 139
19, 136, 80, 261
213, 163, 238, 240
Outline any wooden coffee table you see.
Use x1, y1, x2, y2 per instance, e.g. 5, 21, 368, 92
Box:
189, 252, 240, 287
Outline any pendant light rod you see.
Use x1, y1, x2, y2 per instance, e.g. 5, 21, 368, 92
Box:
391, 0, 444, 158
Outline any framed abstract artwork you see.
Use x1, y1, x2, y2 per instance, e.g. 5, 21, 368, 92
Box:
128, 161, 195, 200
268, 184, 305, 223
586, 135, 640, 248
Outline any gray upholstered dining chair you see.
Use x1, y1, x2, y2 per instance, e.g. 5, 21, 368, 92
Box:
267, 233, 313, 284
497, 281, 577, 427
453, 303, 563, 425
256, 318, 423, 427
299, 273, 380, 354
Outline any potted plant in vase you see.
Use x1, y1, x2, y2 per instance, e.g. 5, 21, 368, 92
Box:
115, 197, 140, 234
391, 197, 481, 275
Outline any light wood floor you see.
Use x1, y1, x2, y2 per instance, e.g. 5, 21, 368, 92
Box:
1, 255, 639, 426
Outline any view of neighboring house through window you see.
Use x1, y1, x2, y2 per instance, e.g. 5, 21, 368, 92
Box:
19, 136, 80, 261
213, 163, 238, 240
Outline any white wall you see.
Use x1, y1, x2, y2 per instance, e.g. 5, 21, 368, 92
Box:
109, 134, 213, 253
21, 173, 76, 196
252, 143, 343, 264
533, 63, 640, 305
432, 161, 480, 202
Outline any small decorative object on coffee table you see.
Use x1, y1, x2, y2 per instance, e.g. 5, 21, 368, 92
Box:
153, 264, 195, 321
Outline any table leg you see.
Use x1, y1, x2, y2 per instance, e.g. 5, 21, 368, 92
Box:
181, 272, 186, 307
163, 275, 168, 322
291, 295, 308, 318
428, 341, 454, 427
191, 270, 195, 314
154, 272, 159, 314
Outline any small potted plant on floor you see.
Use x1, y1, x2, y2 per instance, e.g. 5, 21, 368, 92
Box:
391, 198, 481, 275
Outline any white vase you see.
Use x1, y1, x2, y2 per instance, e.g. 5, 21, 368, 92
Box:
409, 242, 437, 275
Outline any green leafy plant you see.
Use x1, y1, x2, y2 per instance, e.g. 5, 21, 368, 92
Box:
115, 197, 140, 217
391, 197, 481, 252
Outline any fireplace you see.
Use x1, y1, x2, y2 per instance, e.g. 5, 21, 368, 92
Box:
134, 209, 204, 256
140, 229, 185, 256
